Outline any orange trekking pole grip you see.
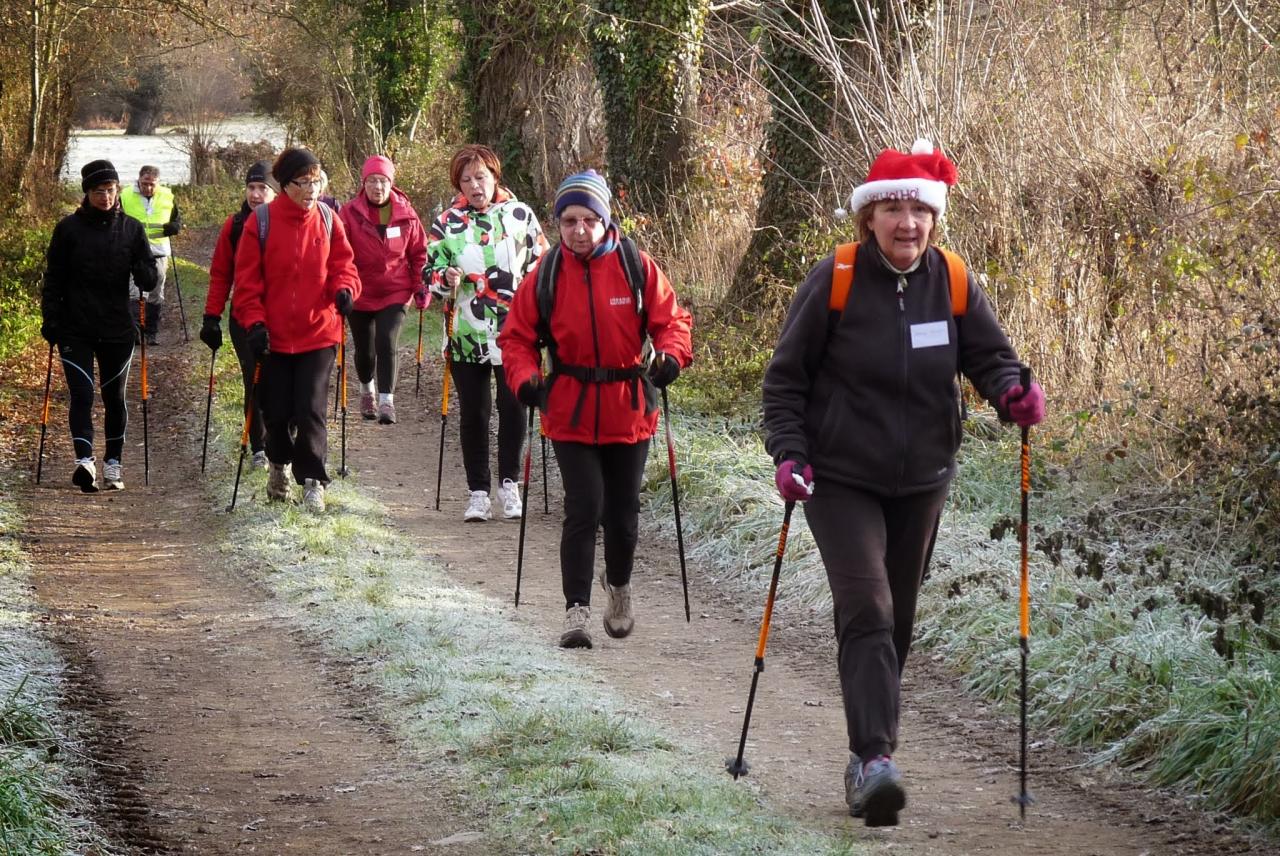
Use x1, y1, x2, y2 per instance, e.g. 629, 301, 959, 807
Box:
726, 500, 795, 779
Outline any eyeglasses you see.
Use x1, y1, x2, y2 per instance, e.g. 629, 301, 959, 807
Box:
88, 187, 118, 198
290, 179, 325, 191
364, 176, 391, 187
560, 215, 602, 230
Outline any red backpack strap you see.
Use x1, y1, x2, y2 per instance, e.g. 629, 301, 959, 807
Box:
938, 246, 968, 316
828, 242, 858, 312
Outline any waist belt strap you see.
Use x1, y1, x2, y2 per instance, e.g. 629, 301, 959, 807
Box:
550, 357, 645, 427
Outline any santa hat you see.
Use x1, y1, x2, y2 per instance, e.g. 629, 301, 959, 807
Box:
837, 138, 958, 219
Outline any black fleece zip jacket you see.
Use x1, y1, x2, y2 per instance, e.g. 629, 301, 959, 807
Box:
763, 241, 1023, 496
41, 200, 159, 345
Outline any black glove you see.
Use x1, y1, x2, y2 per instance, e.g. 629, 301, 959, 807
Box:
516, 376, 544, 408
162, 222, 180, 238
247, 323, 270, 359
648, 352, 680, 389
199, 315, 222, 351
335, 289, 354, 317
40, 319, 59, 344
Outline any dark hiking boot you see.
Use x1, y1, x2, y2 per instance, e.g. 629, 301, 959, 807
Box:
72, 457, 98, 493
848, 756, 905, 827
559, 605, 593, 649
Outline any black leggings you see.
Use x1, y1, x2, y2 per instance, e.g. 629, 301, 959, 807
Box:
58, 339, 134, 462
552, 439, 650, 609
229, 317, 266, 453
347, 305, 406, 393
450, 361, 525, 493
260, 347, 336, 485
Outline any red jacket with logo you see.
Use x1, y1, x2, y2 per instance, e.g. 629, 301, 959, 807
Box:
499, 242, 693, 445
232, 196, 361, 354
338, 188, 428, 312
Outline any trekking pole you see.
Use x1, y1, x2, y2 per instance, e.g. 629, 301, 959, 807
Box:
433, 296, 455, 511
662, 387, 691, 622
168, 255, 190, 343
339, 327, 349, 478
414, 301, 428, 397
540, 423, 549, 514
1014, 365, 1035, 819
139, 299, 150, 486
726, 501, 796, 779
35, 343, 54, 484
227, 361, 261, 512
200, 350, 216, 473
514, 407, 536, 607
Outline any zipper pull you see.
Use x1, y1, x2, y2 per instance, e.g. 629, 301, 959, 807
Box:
897, 275, 907, 312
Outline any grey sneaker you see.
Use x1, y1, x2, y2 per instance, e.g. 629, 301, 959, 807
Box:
847, 755, 905, 827
251, 450, 268, 470
72, 457, 98, 493
598, 569, 634, 638
378, 401, 397, 424
267, 462, 291, 501
102, 459, 124, 491
303, 478, 326, 513
559, 605, 593, 649
360, 392, 377, 420
463, 490, 491, 522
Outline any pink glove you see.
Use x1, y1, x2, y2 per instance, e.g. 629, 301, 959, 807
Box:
1000, 381, 1046, 427
775, 460, 814, 502
413, 290, 431, 311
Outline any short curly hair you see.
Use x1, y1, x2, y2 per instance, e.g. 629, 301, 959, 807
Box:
449, 144, 503, 195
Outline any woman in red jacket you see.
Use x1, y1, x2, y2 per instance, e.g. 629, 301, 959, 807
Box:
500, 170, 693, 649
232, 147, 361, 513
201, 160, 276, 468
338, 155, 429, 425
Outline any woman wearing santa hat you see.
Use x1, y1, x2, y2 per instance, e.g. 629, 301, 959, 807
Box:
762, 139, 1045, 827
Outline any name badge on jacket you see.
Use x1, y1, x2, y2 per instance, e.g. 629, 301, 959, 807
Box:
910, 321, 949, 349
386, 226, 402, 239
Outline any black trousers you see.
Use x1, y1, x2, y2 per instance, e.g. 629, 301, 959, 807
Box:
260, 346, 336, 485
229, 317, 266, 454
58, 339, 134, 463
347, 305, 406, 393
803, 480, 950, 761
552, 439, 650, 609
450, 360, 524, 493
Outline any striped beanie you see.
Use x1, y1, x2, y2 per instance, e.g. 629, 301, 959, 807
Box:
80, 159, 119, 192
554, 170, 611, 228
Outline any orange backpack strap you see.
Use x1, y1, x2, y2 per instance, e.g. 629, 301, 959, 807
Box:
828, 242, 858, 312
939, 246, 968, 316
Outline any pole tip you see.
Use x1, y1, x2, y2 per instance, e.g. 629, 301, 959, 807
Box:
724, 757, 750, 779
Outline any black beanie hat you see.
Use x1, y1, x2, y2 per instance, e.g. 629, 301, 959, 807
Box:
272, 148, 321, 188
245, 160, 271, 186
80, 159, 120, 193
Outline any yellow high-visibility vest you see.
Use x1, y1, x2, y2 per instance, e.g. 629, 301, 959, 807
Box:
120, 184, 175, 253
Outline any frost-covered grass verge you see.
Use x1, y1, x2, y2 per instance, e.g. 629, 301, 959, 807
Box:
640, 410, 1280, 833
0, 492, 115, 854
196, 364, 863, 854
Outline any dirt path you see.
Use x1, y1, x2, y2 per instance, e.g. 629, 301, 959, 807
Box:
19, 285, 486, 853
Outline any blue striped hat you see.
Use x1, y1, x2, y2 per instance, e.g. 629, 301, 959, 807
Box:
554, 169, 611, 228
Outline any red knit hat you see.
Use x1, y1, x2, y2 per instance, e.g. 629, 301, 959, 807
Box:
361, 155, 395, 182
841, 138, 958, 219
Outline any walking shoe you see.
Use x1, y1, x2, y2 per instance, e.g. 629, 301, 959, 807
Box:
598, 569, 634, 638
72, 457, 98, 493
303, 478, 326, 513
463, 490, 491, 522
847, 755, 905, 827
251, 450, 268, 470
267, 462, 291, 502
497, 478, 523, 519
559, 605, 593, 649
361, 392, 377, 420
377, 401, 397, 424
102, 459, 124, 491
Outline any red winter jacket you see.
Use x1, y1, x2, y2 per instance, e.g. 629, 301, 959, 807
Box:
338, 188, 428, 312
232, 196, 361, 354
499, 242, 693, 445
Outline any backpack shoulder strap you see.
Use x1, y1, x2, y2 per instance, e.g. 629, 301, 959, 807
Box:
318, 202, 334, 238
535, 244, 563, 347
829, 242, 858, 312
255, 203, 270, 250
938, 246, 968, 316
618, 236, 645, 318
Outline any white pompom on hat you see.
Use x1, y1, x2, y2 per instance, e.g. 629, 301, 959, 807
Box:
839, 138, 958, 220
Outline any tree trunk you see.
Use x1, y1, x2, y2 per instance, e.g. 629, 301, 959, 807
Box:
123, 64, 166, 135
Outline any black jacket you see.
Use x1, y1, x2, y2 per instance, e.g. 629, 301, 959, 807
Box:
41, 200, 159, 345
763, 241, 1023, 496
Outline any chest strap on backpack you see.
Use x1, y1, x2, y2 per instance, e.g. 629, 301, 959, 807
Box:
548, 355, 646, 427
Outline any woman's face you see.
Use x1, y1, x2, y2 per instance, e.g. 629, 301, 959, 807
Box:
87, 182, 118, 211
246, 181, 275, 207
558, 204, 606, 257
458, 160, 496, 212
284, 170, 322, 210
363, 174, 392, 206
868, 200, 934, 269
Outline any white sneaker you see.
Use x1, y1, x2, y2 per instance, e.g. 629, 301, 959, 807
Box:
72, 457, 98, 493
303, 478, 326, 513
267, 462, 291, 501
463, 490, 491, 522
251, 450, 268, 469
497, 478, 523, 519
102, 459, 124, 491
559, 605, 593, 649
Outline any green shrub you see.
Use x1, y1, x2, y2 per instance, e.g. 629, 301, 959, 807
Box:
173, 181, 247, 228
0, 220, 51, 361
